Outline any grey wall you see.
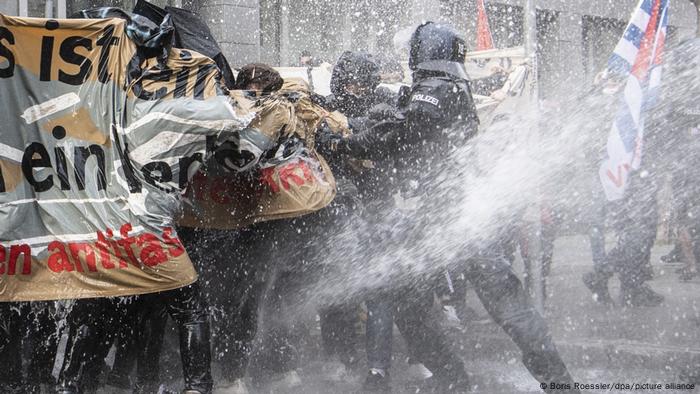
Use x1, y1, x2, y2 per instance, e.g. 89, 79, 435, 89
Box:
465, 0, 698, 97
0, 1, 18, 15
495, 0, 696, 32
194, 0, 261, 66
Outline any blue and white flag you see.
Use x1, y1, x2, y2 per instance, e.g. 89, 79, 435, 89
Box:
599, 0, 669, 201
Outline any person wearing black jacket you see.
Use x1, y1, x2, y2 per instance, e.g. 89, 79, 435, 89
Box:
54, 7, 274, 394
314, 50, 396, 376
318, 22, 578, 393
325, 51, 396, 119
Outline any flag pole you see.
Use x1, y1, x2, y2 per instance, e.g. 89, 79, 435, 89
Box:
523, 0, 545, 314
524, 0, 537, 60
693, 0, 700, 37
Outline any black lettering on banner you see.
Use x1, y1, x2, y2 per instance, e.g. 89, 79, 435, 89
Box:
0, 27, 15, 78
194, 64, 215, 99
112, 125, 142, 193
74, 145, 106, 191
59, 36, 93, 85
0, 163, 6, 193
95, 25, 119, 83
133, 68, 172, 100
22, 143, 54, 192
178, 153, 203, 189
54, 147, 70, 190
173, 68, 190, 98
142, 161, 173, 191
40, 36, 55, 81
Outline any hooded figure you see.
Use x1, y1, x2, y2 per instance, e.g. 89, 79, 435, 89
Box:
327, 51, 386, 118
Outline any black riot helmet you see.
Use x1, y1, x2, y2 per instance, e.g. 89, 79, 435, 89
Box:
409, 22, 468, 80
330, 50, 382, 98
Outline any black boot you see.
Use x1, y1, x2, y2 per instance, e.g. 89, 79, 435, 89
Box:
55, 388, 79, 394
363, 369, 391, 392
179, 320, 213, 393
620, 283, 664, 307
431, 366, 470, 394
55, 324, 98, 393
660, 244, 682, 264
582, 272, 613, 305
163, 284, 213, 394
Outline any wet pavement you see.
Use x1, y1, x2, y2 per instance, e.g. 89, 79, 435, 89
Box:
237, 235, 700, 394
109, 235, 699, 394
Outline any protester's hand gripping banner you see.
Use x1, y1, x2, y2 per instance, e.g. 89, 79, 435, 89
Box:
0, 13, 260, 302
177, 79, 343, 230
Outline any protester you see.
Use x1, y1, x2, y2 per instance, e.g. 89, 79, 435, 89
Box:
317, 50, 398, 380
5, 2, 700, 394
299, 50, 317, 67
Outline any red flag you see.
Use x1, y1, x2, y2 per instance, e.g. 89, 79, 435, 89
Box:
476, 0, 494, 50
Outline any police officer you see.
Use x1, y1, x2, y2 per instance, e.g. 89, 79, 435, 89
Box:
319, 22, 578, 393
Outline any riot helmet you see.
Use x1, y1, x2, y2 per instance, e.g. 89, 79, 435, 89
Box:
409, 22, 468, 80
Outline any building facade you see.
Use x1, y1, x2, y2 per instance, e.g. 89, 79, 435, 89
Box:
2, 0, 697, 96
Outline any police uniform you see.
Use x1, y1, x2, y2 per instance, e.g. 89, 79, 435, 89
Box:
321, 22, 577, 393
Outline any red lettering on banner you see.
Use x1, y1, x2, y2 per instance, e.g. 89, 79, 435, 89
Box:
0, 245, 5, 274
278, 162, 313, 191
606, 164, 630, 188
162, 227, 185, 258
260, 167, 279, 193
105, 228, 129, 269
47, 241, 74, 273
8, 244, 32, 275
137, 233, 167, 267
260, 161, 315, 193
3, 225, 184, 276
118, 223, 141, 267
96, 231, 116, 269
68, 242, 97, 272
110, 239, 128, 268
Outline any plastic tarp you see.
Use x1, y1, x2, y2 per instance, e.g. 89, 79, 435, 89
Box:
0, 13, 260, 301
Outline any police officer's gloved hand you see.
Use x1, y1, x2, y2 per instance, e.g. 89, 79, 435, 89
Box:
315, 122, 343, 157
335, 121, 400, 157
368, 103, 397, 121
347, 116, 374, 133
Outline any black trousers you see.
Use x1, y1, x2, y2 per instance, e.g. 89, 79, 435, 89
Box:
55, 283, 212, 394
319, 303, 359, 365
0, 301, 59, 393
364, 250, 575, 392
178, 226, 270, 382
465, 251, 574, 390
0, 302, 26, 393
138, 284, 212, 393
361, 191, 576, 392
595, 175, 658, 288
